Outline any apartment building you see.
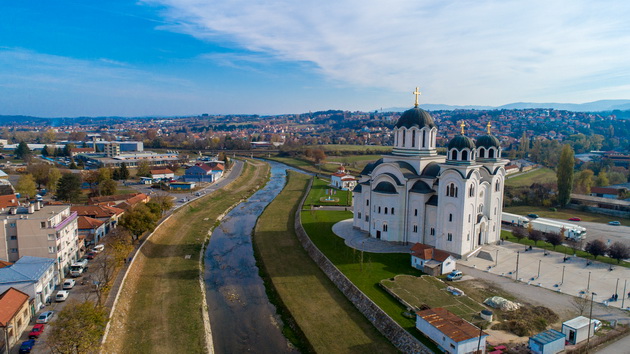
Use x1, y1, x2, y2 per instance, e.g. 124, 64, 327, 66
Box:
0, 203, 79, 279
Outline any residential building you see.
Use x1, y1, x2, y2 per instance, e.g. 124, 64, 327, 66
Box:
0, 203, 79, 279
0, 288, 32, 351
77, 216, 106, 247
0, 194, 19, 209
410, 243, 456, 276
184, 162, 223, 182
71, 205, 124, 234
330, 166, 357, 191
150, 168, 175, 180
103, 142, 121, 157
415, 307, 487, 354
0, 256, 57, 309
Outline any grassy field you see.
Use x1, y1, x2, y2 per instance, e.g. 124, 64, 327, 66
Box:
315, 144, 392, 153
504, 206, 630, 226
300, 210, 439, 351
267, 154, 381, 177
505, 168, 556, 187
381, 275, 485, 322
104, 160, 270, 353
303, 177, 352, 207
500, 230, 630, 267
254, 171, 396, 353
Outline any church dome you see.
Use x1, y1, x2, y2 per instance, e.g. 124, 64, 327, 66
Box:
476, 135, 500, 149
395, 107, 436, 129
448, 135, 476, 150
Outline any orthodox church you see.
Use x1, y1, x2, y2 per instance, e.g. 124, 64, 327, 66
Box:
352, 92, 507, 257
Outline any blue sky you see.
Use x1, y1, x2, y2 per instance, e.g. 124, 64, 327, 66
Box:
2, 0, 630, 117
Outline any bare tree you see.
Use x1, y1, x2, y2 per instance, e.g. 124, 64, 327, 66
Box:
91, 250, 119, 305
608, 242, 630, 264
571, 291, 591, 315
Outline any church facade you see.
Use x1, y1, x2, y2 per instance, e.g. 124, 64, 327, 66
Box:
352, 104, 507, 257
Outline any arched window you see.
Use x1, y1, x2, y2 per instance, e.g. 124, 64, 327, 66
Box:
384, 207, 388, 215
469, 185, 474, 197
449, 213, 453, 222
478, 204, 484, 213
366, 199, 369, 206
391, 208, 395, 215
402, 131, 406, 147
495, 181, 501, 192
451, 150, 457, 160
422, 130, 426, 147
447, 233, 453, 241
412, 130, 416, 147
462, 150, 468, 160
454, 186, 458, 198
479, 147, 485, 158
489, 148, 495, 158
413, 225, 418, 233
358, 212, 361, 219
378, 206, 381, 213
383, 224, 388, 232
446, 184, 450, 196
414, 209, 418, 216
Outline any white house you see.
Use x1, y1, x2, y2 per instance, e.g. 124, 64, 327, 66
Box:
353, 102, 507, 258
330, 166, 357, 191
562, 316, 596, 345
150, 168, 175, 180
416, 307, 487, 354
0, 256, 57, 309
410, 243, 456, 276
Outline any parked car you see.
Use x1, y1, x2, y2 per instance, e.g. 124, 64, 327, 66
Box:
62, 279, 76, 290
609, 221, 621, 226
568, 217, 582, 221
527, 214, 540, 219
69, 264, 85, 277
28, 324, 45, 339
93, 244, 105, 253
85, 251, 96, 260
36, 311, 55, 324
55, 290, 70, 302
19, 339, 36, 354
446, 270, 463, 281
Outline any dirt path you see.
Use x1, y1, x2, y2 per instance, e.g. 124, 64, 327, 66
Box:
103, 160, 269, 353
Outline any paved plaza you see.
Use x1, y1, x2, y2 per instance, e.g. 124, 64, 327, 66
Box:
332, 219, 412, 253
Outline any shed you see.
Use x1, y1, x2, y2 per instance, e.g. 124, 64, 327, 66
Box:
562, 316, 595, 345
170, 182, 196, 190
529, 329, 566, 354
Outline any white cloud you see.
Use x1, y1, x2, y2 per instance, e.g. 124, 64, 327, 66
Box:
144, 0, 630, 104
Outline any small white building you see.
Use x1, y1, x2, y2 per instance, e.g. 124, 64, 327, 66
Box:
416, 308, 487, 354
330, 166, 357, 191
0, 256, 58, 309
150, 168, 175, 180
562, 316, 596, 345
410, 243, 456, 276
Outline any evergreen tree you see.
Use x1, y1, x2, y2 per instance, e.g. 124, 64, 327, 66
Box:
556, 144, 575, 206
56, 173, 82, 202
42, 145, 49, 157
119, 162, 130, 180
15, 141, 32, 161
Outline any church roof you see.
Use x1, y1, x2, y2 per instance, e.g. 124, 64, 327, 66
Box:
476, 135, 500, 149
421, 162, 440, 178
373, 181, 398, 194
426, 195, 439, 206
410, 180, 434, 194
448, 135, 476, 150
360, 158, 383, 175
395, 107, 436, 129
392, 161, 419, 177
352, 184, 362, 193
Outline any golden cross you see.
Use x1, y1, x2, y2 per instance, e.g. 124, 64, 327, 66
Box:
413, 87, 421, 107
460, 121, 466, 135
487, 121, 492, 134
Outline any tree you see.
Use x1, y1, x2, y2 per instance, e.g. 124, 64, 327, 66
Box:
119, 204, 159, 241
41, 145, 49, 157
16, 174, 37, 197
91, 250, 119, 305
56, 173, 83, 203
545, 232, 563, 250
571, 292, 591, 316
596, 171, 609, 187
574, 169, 594, 194
82, 170, 100, 196
528, 229, 544, 246
42, 129, 56, 143
27, 163, 51, 189
99, 179, 117, 196
47, 167, 62, 193
63, 143, 76, 157
585, 239, 607, 260
47, 301, 108, 354
311, 149, 327, 164
512, 227, 527, 242
150, 194, 174, 215
608, 242, 630, 264
136, 161, 151, 178
556, 144, 575, 206
68, 160, 78, 169
118, 162, 130, 180
15, 141, 32, 161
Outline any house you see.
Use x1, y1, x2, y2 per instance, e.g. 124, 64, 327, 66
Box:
77, 216, 107, 246
416, 307, 488, 354
0, 256, 57, 309
410, 243, 456, 276
150, 168, 175, 180
72, 204, 124, 234
183, 162, 224, 182
562, 316, 597, 345
0, 288, 31, 351
170, 182, 196, 190
88, 192, 150, 206
529, 329, 566, 354
590, 186, 628, 199
504, 164, 519, 175
0, 194, 19, 209
330, 166, 357, 191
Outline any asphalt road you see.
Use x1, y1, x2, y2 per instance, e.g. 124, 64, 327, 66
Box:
543, 217, 630, 246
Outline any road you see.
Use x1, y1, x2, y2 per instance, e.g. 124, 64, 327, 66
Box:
542, 217, 630, 246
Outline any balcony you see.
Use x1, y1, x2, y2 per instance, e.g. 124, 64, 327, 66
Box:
55, 212, 78, 231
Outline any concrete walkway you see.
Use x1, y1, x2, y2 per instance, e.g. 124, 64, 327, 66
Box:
332, 219, 411, 253
459, 241, 630, 312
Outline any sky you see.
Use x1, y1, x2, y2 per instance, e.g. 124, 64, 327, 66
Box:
1, 0, 630, 117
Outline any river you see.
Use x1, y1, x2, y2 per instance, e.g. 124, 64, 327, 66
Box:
203, 161, 309, 353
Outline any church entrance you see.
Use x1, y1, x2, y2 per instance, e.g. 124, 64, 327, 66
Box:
478, 222, 486, 246
376, 231, 381, 239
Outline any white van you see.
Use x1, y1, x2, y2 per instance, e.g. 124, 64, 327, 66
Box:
69, 261, 87, 277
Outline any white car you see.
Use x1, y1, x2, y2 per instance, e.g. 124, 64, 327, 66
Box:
36, 311, 55, 324
55, 290, 70, 302
62, 279, 76, 290
93, 244, 105, 253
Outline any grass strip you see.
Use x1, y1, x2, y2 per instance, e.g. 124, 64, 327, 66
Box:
254, 171, 396, 353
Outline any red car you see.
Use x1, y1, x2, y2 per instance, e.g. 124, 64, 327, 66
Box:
85, 251, 96, 260
568, 217, 582, 221
29, 324, 45, 339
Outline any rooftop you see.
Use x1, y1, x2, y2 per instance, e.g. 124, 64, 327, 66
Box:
0, 288, 30, 326
416, 307, 486, 343
0, 256, 56, 284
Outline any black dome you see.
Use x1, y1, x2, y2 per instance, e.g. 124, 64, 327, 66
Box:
373, 181, 398, 194
476, 135, 500, 148
395, 107, 436, 129
448, 135, 476, 150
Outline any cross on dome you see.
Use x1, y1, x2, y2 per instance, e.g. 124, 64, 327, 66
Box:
413, 87, 421, 107
460, 121, 466, 135
487, 121, 492, 134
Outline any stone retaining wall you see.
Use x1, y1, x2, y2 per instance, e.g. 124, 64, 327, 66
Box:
294, 178, 431, 354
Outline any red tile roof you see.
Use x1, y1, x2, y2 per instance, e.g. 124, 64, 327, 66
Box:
0, 288, 30, 326
0, 194, 19, 209
77, 215, 105, 230
410, 243, 452, 262
88, 193, 145, 205
72, 205, 124, 218
416, 308, 486, 343
0, 260, 13, 269
150, 168, 173, 175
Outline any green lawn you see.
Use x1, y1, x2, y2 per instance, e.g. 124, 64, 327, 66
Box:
504, 206, 630, 226
505, 168, 556, 187
501, 230, 630, 267
300, 210, 439, 351
303, 177, 352, 207
255, 172, 396, 353
315, 144, 392, 153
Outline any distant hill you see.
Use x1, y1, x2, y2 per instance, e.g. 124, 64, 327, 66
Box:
383, 99, 630, 112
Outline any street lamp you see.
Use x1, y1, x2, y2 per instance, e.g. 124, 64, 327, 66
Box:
586, 292, 597, 350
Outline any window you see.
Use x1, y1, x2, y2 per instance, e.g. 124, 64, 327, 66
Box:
9, 248, 18, 253
478, 204, 484, 213
495, 181, 501, 192
9, 223, 16, 228
358, 212, 362, 219
383, 224, 388, 232
469, 185, 474, 197
489, 148, 495, 158
402, 130, 406, 146
449, 213, 453, 222
447, 233, 453, 241
366, 199, 369, 206
479, 147, 485, 158
430, 228, 435, 236
422, 130, 426, 147
414, 209, 418, 216
467, 233, 470, 241
447, 183, 458, 198
462, 150, 468, 160
494, 207, 497, 215
378, 206, 381, 214
10, 236, 17, 240
468, 214, 471, 222
41, 222, 46, 228
384, 207, 388, 215
365, 215, 369, 222
413, 225, 418, 232
450, 150, 457, 160
412, 130, 416, 147
391, 208, 395, 215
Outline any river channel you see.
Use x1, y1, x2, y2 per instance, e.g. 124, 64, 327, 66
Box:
203, 161, 309, 353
